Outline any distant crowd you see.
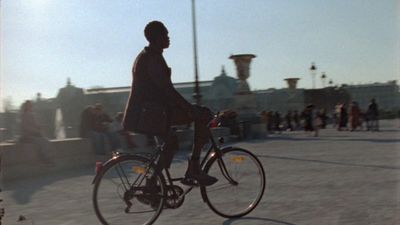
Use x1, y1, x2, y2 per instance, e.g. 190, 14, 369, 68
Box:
17, 98, 383, 158
260, 98, 380, 137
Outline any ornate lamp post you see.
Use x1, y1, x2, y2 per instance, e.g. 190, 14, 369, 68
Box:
191, 0, 201, 105
309, 62, 317, 89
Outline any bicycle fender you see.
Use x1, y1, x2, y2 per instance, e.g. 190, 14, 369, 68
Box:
200, 146, 233, 202
91, 153, 151, 184
91, 154, 124, 184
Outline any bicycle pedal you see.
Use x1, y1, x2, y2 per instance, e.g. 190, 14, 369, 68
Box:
181, 177, 199, 187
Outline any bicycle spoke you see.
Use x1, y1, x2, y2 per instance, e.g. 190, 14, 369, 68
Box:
217, 158, 239, 185
203, 148, 266, 218
93, 156, 165, 225
114, 163, 132, 190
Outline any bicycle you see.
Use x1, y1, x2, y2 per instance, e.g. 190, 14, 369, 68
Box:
92, 113, 266, 225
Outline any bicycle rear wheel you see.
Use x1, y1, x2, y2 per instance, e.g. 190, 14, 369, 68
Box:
202, 147, 266, 218
93, 155, 165, 225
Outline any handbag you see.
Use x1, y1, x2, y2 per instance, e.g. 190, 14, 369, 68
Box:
134, 102, 169, 135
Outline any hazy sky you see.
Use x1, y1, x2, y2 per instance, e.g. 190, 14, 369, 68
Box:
1, 0, 399, 110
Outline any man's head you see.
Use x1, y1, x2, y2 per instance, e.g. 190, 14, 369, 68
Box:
144, 21, 170, 49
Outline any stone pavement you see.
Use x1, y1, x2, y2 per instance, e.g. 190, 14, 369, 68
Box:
1, 120, 399, 225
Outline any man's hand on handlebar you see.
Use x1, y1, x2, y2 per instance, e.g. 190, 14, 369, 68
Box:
192, 105, 214, 122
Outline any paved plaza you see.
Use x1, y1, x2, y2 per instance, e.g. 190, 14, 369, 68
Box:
1, 120, 399, 225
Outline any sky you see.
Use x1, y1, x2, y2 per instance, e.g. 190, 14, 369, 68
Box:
1, 0, 399, 111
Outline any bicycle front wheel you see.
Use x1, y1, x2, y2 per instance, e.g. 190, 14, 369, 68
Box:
202, 147, 266, 218
93, 155, 166, 225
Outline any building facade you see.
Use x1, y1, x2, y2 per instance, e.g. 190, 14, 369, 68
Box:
1, 72, 398, 141
342, 81, 400, 111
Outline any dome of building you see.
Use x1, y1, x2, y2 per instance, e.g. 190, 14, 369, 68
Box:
211, 66, 238, 92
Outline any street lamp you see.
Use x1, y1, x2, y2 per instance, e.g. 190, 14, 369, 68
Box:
321, 72, 327, 88
309, 62, 317, 89
191, 0, 201, 105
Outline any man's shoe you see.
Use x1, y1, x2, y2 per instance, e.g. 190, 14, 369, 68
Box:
181, 160, 218, 186
181, 172, 218, 186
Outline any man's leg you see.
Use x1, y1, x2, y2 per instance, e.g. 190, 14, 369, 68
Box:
169, 106, 217, 186
184, 107, 217, 186
157, 130, 179, 170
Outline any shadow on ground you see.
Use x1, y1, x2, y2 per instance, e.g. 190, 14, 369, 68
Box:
257, 154, 400, 170
3, 151, 192, 205
3, 166, 95, 204
223, 216, 297, 225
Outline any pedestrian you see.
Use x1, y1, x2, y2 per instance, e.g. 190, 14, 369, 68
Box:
314, 109, 323, 137
79, 104, 108, 154
285, 110, 293, 131
274, 111, 282, 133
332, 109, 338, 128
93, 103, 115, 153
318, 108, 328, 129
19, 100, 54, 165
293, 110, 301, 130
338, 103, 348, 131
367, 98, 379, 131
302, 105, 314, 132
267, 111, 274, 133
218, 110, 239, 137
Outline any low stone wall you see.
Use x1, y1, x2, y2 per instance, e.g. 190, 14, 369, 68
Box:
0, 127, 234, 182
0, 138, 101, 182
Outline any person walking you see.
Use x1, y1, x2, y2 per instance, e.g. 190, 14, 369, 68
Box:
274, 111, 282, 133
293, 110, 301, 130
302, 105, 314, 132
338, 103, 348, 131
367, 98, 379, 131
285, 110, 293, 131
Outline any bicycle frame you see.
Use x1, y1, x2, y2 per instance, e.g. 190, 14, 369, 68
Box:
159, 129, 239, 201
92, 127, 238, 203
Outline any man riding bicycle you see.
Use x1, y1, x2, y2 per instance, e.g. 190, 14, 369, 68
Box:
123, 21, 217, 186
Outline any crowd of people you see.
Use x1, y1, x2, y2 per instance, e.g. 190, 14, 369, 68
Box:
17, 100, 137, 159
18, 98, 382, 157
333, 98, 380, 132
260, 98, 380, 137
79, 103, 134, 155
